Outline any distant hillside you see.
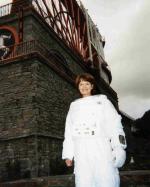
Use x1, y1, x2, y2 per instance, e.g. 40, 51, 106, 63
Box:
134, 110, 150, 137
132, 110, 150, 170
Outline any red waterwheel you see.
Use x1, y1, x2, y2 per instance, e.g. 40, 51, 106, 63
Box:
32, 0, 89, 61
12, 0, 104, 67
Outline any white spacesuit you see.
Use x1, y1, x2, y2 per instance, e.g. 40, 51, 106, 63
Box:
62, 94, 127, 187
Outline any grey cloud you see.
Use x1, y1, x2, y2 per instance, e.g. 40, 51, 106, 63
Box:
110, 1, 150, 101
119, 96, 150, 119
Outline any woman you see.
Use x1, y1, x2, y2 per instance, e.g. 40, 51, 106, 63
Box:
62, 73, 127, 187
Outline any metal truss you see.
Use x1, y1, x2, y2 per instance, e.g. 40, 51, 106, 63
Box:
31, 0, 89, 61
9, 0, 107, 68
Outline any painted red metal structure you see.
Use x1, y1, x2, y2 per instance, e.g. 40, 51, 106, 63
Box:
0, 0, 111, 81
11, 0, 106, 68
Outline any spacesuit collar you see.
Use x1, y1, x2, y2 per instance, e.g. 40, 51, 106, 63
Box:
77, 95, 94, 101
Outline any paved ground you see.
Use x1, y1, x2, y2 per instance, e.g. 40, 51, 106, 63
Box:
0, 170, 150, 187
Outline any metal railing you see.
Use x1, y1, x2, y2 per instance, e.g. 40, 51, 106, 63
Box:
0, 1, 33, 18
0, 39, 75, 82
0, 3, 12, 17
0, 39, 71, 72
0, 40, 52, 61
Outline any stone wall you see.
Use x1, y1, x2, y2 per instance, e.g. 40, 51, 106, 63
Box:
0, 58, 80, 181
0, 136, 37, 181
33, 60, 77, 137
0, 8, 87, 181
0, 60, 37, 181
0, 61, 37, 139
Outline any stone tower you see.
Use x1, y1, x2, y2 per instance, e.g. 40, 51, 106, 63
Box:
0, 0, 131, 182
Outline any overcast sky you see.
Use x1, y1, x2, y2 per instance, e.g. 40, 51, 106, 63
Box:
81, 0, 150, 119
0, 0, 150, 119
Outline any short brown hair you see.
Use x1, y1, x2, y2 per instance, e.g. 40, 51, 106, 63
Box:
75, 73, 96, 95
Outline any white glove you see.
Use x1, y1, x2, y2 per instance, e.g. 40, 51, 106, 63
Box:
112, 147, 126, 168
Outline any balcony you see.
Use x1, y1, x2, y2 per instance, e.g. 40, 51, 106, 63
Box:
0, 40, 75, 82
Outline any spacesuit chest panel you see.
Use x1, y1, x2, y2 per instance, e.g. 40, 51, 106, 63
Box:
70, 98, 104, 138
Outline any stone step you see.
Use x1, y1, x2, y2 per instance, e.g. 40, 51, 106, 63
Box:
120, 170, 150, 187
0, 170, 150, 187
0, 175, 75, 187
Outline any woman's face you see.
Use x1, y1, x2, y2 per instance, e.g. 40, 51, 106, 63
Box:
78, 79, 93, 97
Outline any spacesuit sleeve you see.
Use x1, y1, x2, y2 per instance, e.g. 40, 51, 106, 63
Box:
103, 96, 127, 149
103, 96, 127, 168
62, 103, 74, 160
